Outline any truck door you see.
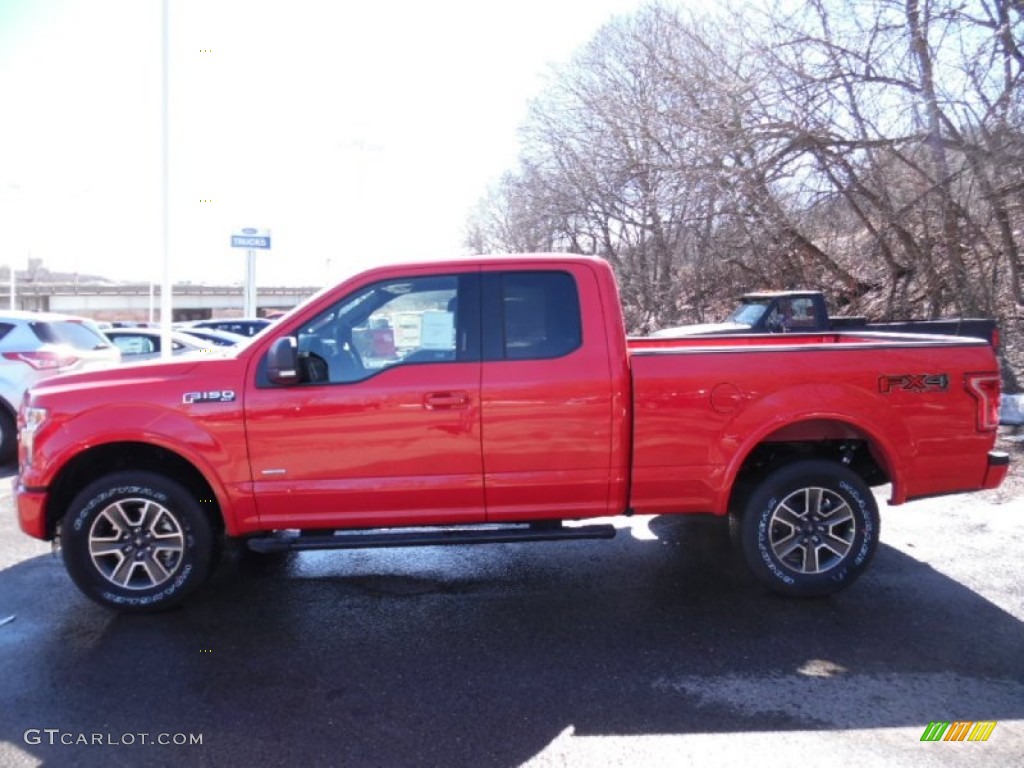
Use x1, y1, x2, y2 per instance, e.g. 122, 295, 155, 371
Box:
479, 266, 616, 521
244, 271, 484, 530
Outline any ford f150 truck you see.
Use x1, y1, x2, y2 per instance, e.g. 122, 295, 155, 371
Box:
653, 290, 999, 345
14, 255, 1009, 612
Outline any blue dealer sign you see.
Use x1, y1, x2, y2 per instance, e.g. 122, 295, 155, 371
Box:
231, 227, 271, 249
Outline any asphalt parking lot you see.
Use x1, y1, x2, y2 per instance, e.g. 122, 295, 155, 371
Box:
1, 451, 1022, 768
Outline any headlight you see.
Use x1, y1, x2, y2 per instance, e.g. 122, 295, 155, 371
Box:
20, 406, 48, 467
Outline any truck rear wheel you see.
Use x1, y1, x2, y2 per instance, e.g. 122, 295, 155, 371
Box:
60, 471, 215, 612
736, 460, 879, 597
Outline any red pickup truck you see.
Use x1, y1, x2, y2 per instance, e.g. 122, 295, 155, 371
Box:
14, 255, 1009, 612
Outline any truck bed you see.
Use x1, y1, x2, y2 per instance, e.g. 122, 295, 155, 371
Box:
626, 330, 1000, 514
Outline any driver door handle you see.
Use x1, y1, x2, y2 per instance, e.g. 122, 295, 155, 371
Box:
424, 391, 470, 410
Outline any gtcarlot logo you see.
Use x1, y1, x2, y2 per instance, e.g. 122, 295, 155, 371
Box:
24, 729, 203, 747
920, 721, 997, 742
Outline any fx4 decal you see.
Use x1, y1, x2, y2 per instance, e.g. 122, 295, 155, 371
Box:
183, 390, 236, 404
878, 374, 949, 394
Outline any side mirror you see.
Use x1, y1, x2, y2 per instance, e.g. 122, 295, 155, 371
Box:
267, 336, 299, 385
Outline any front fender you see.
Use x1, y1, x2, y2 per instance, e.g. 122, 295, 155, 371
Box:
24, 402, 250, 535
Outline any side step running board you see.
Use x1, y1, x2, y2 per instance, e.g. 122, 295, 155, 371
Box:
246, 523, 617, 554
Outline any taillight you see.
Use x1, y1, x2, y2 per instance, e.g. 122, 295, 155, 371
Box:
991, 327, 1000, 350
2, 351, 80, 370
965, 373, 1001, 431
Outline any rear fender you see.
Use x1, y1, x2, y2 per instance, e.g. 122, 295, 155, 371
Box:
720, 383, 909, 512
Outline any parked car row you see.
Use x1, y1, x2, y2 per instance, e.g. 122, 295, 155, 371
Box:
0, 312, 271, 464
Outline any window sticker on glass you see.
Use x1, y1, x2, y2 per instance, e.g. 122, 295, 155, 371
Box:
420, 311, 455, 350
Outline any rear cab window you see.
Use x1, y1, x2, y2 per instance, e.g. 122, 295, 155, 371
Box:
483, 271, 582, 361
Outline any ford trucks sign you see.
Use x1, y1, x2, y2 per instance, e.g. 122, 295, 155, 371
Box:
230, 227, 271, 249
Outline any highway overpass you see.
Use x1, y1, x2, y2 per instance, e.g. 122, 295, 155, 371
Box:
3, 280, 320, 321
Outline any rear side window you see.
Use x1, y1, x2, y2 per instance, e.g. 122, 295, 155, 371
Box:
31, 321, 111, 351
779, 297, 819, 330
0, 323, 13, 342
487, 271, 582, 361
112, 334, 156, 356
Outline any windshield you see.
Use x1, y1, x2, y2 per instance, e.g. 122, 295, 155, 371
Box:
725, 301, 769, 326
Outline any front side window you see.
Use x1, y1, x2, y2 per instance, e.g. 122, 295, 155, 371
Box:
293, 273, 478, 384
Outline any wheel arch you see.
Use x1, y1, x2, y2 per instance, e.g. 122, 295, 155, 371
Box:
45, 442, 226, 540
724, 415, 902, 517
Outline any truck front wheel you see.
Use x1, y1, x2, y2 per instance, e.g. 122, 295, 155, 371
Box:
60, 471, 215, 612
736, 460, 879, 597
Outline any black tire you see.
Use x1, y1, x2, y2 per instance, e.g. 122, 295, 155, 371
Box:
0, 407, 17, 466
60, 471, 215, 612
736, 460, 879, 597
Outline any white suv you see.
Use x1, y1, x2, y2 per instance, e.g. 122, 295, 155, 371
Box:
0, 311, 121, 465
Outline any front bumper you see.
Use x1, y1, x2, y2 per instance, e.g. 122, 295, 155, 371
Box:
15, 481, 50, 540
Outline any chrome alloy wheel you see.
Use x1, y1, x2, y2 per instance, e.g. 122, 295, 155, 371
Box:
87, 498, 186, 590
768, 486, 856, 574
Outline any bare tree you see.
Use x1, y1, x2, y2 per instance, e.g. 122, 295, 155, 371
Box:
750, 0, 1022, 376
466, 0, 1024, 382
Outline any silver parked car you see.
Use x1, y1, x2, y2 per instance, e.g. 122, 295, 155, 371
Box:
0, 311, 122, 464
102, 328, 220, 362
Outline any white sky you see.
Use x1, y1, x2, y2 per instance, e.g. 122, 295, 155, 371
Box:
0, 0, 682, 288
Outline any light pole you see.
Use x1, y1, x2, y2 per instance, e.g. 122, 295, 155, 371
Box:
2, 182, 25, 311
160, 0, 173, 356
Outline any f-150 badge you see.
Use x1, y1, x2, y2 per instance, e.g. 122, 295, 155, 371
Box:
183, 390, 236, 404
